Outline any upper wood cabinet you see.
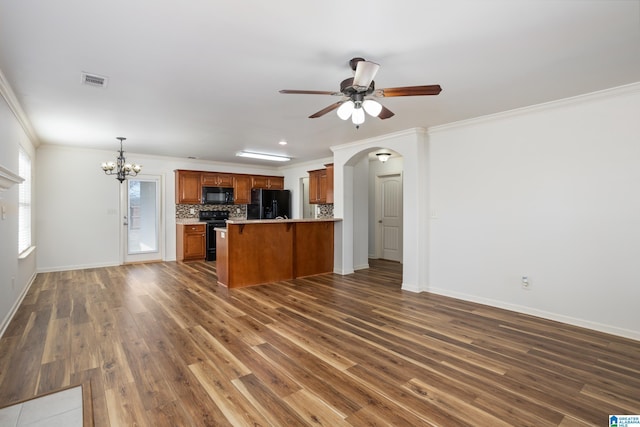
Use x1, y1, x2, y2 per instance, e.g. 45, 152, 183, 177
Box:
175, 170, 202, 204
202, 172, 234, 187
324, 163, 334, 204
308, 164, 333, 204
252, 175, 284, 190
233, 175, 252, 204
176, 170, 286, 205
308, 168, 327, 204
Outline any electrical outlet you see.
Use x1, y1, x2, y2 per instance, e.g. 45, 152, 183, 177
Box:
521, 276, 531, 290
189, 208, 195, 215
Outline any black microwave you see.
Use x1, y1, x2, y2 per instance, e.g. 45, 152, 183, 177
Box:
202, 187, 234, 204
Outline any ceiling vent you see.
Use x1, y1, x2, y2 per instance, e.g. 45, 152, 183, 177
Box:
81, 72, 108, 88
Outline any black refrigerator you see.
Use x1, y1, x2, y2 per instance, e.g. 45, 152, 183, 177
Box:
247, 189, 291, 219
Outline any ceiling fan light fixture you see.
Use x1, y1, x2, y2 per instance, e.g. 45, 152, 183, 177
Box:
351, 106, 365, 125
363, 99, 382, 117
337, 100, 354, 120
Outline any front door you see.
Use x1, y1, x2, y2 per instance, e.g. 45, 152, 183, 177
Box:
377, 174, 403, 262
123, 175, 162, 263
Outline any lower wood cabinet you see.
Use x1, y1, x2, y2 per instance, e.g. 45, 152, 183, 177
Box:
176, 224, 206, 261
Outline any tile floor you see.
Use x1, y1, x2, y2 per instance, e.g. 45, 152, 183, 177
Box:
0, 386, 83, 427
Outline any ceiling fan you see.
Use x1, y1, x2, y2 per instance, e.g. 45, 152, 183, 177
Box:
280, 57, 442, 127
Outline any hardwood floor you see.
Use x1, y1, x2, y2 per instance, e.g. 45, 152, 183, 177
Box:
0, 259, 638, 426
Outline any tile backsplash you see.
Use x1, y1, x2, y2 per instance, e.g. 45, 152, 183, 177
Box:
316, 204, 334, 219
176, 203, 334, 220
176, 204, 246, 220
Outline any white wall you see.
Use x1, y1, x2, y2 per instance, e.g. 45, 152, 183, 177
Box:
0, 94, 37, 335
36, 145, 281, 271
429, 84, 640, 339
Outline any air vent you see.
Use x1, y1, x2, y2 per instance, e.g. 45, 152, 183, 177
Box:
81, 72, 108, 88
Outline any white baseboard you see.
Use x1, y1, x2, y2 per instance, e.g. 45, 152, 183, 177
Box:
37, 261, 120, 273
354, 263, 370, 271
428, 286, 640, 341
0, 272, 37, 339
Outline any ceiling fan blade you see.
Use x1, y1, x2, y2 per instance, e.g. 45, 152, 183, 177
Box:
309, 101, 344, 118
352, 61, 380, 91
378, 105, 395, 120
377, 84, 442, 97
279, 89, 339, 95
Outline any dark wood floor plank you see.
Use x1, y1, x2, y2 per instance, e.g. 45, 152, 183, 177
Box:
0, 259, 637, 426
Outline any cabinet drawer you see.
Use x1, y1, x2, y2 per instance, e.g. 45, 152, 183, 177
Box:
185, 224, 205, 233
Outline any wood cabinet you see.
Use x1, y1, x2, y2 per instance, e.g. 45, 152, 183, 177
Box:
308, 168, 327, 204
175, 170, 202, 204
216, 220, 335, 288
251, 175, 284, 190
233, 175, 252, 204
201, 172, 234, 187
324, 163, 334, 204
309, 164, 334, 204
175, 169, 286, 205
176, 224, 206, 261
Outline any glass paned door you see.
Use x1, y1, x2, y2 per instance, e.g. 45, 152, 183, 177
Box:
124, 176, 162, 263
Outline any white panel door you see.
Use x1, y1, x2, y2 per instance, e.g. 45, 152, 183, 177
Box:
378, 174, 403, 262
123, 175, 162, 263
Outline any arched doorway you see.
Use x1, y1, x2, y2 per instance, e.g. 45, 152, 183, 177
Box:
331, 128, 430, 292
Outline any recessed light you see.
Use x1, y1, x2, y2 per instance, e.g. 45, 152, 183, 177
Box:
279, 140, 287, 145
236, 151, 291, 162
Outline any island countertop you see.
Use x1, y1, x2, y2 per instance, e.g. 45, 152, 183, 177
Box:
225, 218, 341, 225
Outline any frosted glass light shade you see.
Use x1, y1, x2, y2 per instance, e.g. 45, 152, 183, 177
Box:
337, 100, 355, 120
352, 107, 365, 125
363, 99, 382, 117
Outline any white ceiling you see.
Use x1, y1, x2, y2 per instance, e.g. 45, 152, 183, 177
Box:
1, 0, 639, 166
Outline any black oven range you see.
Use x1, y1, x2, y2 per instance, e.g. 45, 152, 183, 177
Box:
199, 210, 229, 261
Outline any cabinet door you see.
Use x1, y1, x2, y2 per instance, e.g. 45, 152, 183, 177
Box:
202, 173, 234, 187
234, 175, 252, 204
268, 176, 284, 190
201, 173, 217, 186
176, 171, 202, 204
308, 170, 320, 204
184, 231, 205, 259
324, 164, 334, 204
251, 176, 269, 189
318, 169, 327, 204
216, 174, 234, 187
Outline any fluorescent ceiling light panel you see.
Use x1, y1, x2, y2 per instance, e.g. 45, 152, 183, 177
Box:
236, 151, 290, 162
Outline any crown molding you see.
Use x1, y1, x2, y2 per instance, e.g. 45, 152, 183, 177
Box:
0, 68, 40, 147
429, 82, 640, 134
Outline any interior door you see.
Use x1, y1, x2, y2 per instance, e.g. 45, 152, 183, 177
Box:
123, 175, 162, 263
377, 174, 403, 262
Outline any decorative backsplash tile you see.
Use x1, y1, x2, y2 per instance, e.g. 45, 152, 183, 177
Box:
176, 204, 246, 220
317, 204, 334, 219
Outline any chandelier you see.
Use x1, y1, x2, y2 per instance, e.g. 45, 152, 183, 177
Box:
100, 137, 142, 183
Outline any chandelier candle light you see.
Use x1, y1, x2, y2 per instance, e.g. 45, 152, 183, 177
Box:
101, 137, 142, 183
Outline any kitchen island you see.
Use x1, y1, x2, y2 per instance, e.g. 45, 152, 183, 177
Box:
215, 218, 340, 288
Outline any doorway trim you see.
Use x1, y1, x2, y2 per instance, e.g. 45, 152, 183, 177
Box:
120, 174, 165, 264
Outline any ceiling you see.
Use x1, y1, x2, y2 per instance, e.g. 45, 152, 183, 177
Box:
1, 1, 639, 166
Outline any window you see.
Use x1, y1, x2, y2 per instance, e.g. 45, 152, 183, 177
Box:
18, 147, 31, 254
